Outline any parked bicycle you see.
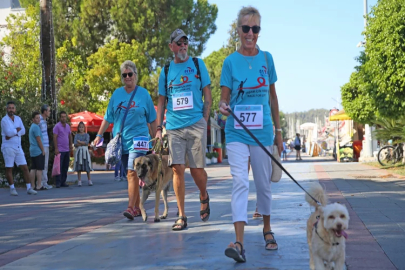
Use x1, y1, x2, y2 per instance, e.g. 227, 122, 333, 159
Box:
377, 142, 404, 166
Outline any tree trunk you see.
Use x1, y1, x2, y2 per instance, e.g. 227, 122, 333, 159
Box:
40, 0, 56, 123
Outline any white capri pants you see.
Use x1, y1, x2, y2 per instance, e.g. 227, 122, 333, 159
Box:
227, 142, 273, 224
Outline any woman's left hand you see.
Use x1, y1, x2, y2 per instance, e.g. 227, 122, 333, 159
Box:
274, 132, 283, 157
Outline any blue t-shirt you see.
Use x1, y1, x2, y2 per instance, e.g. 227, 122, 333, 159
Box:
29, 123, 43, 157
104, 86, 156, 154
220, 50, 278, 146
158, 57, 211, 130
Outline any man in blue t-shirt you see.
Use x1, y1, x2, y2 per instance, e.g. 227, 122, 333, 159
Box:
156, 29, 212, 231
29, 111, 45, 190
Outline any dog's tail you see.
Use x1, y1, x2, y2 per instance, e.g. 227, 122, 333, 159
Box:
305, 182, 328, 208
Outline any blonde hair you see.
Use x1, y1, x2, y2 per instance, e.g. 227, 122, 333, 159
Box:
237, 6, 261, 27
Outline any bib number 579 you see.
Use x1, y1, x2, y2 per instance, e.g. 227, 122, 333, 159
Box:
176, 97, 189, 105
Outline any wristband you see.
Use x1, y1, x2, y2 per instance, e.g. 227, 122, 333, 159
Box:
276, 129, 282, 132
96, 134, 103, 138
157, 125, 162, 131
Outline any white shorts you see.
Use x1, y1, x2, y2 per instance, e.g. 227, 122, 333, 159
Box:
1, 147, 27, 167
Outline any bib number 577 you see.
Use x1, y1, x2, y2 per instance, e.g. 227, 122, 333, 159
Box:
239, 112, 257, 123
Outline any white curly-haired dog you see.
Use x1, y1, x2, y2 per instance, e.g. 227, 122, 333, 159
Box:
305, 183, 350, 270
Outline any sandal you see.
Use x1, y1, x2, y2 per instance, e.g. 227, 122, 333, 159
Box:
253, 211, 262, 219
225, 241, 246, 263
263, 230, 278, 250
172, 216, 187, 231
200, 191, 210, 222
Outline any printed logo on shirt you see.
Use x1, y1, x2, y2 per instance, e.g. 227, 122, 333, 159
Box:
115, 100, 139, 115
259, 66, 268, 77
184, 67, 195, 74
235, 77, 268, 102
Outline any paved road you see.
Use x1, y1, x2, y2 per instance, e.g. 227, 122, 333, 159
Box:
0, 155, 403, 269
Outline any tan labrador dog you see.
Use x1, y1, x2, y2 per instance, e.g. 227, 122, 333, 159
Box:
134, 154, 173, 222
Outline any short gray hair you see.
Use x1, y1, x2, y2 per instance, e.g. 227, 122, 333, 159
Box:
237, 6, 261, 27
120, 60, 138, 85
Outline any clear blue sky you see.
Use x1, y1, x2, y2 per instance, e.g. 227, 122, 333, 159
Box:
201, 0, 378, 114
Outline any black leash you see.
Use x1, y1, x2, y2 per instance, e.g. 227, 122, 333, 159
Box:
226, 108, 320, 205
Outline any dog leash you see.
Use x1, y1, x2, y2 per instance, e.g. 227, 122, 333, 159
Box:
226, 107, 321, 205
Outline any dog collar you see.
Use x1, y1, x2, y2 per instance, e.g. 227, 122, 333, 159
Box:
314, 221, 339, 246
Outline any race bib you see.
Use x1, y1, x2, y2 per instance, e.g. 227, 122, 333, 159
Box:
234, 105, 263, 130
133, 136, 149, 151
172, 92, 193, 111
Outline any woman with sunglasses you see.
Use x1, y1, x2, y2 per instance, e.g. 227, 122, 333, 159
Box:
219, 6, 282, 262
94, 60, 157, 220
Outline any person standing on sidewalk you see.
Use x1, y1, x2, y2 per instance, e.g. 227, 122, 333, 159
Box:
1, 101, 37, 196
39, 104, 52, 189
53, 111, 73, 188
294, 133, 302, 160
156, 29, 212, 231
29, 112, 46, 190
94, 60, 157, 220
219, 6, 282, 262
73, 121, 92, 187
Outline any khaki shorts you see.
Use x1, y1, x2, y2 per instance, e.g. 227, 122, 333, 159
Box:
167, 117, 207, 168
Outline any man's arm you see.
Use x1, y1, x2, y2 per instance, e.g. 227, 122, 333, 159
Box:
53, 133, 59, 155
202, 85, 212, 122
17, 117, 25, 136
36, 136, 45, 155
69, 132, 73, 150
1, 118, 17, 137
155, 95, 166, 139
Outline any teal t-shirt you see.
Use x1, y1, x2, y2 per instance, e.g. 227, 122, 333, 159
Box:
158, 57, 211, 130
104, 86, 156, 154
29, 123, 43, 157
220, 50, 278, 146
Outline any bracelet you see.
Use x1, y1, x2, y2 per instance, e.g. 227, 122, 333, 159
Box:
276, 129, 282, 132
96, 134, 103, 138
157, 127, 162, 131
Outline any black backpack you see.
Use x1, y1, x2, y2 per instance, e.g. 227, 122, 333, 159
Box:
164, 57, 202, 101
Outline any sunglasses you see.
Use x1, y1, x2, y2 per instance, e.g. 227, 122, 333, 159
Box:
241, 25, 261, 34
122, 72, 135, 78
175, 40, 188, 46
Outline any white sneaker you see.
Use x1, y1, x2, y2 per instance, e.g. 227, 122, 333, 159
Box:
44, 184, 53, 189
10, 188, 18, 196
27, 188, 37, 195
114, 176, 121, 181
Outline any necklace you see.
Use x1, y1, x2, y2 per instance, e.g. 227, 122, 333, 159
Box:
239, 49, 257, 69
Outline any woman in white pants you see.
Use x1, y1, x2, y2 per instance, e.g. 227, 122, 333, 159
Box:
219, 6, 283, 263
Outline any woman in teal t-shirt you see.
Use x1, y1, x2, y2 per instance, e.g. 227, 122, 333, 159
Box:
94, 60, 157, 220
219, 6, 283, 262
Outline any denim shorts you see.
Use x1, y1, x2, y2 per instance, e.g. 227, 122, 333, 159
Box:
121, 152, 146, 171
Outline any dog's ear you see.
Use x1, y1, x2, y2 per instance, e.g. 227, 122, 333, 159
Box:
148, 157, 153, 170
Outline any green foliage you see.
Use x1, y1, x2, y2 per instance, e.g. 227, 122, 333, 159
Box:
52, 0, 218, 69
206, 152, 212, 159
86, 39, 148, 114
204, 47, 228, 114
372, 116, 405, 143
341, 52, 377, 124
363, 0, 405, 118
0, 6, 43, 182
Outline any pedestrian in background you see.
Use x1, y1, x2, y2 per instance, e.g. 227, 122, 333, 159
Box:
73, 121, 93, 186
1, 101, 37, 195
53, 111, 73, 188
39, 104, 52, 189
29, 112, 46, 190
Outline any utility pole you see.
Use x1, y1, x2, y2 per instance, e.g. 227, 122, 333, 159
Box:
40, 0, 56, 123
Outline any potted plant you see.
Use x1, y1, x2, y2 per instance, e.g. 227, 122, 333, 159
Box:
211, 152, 218, 163
206, 152, 212, 165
